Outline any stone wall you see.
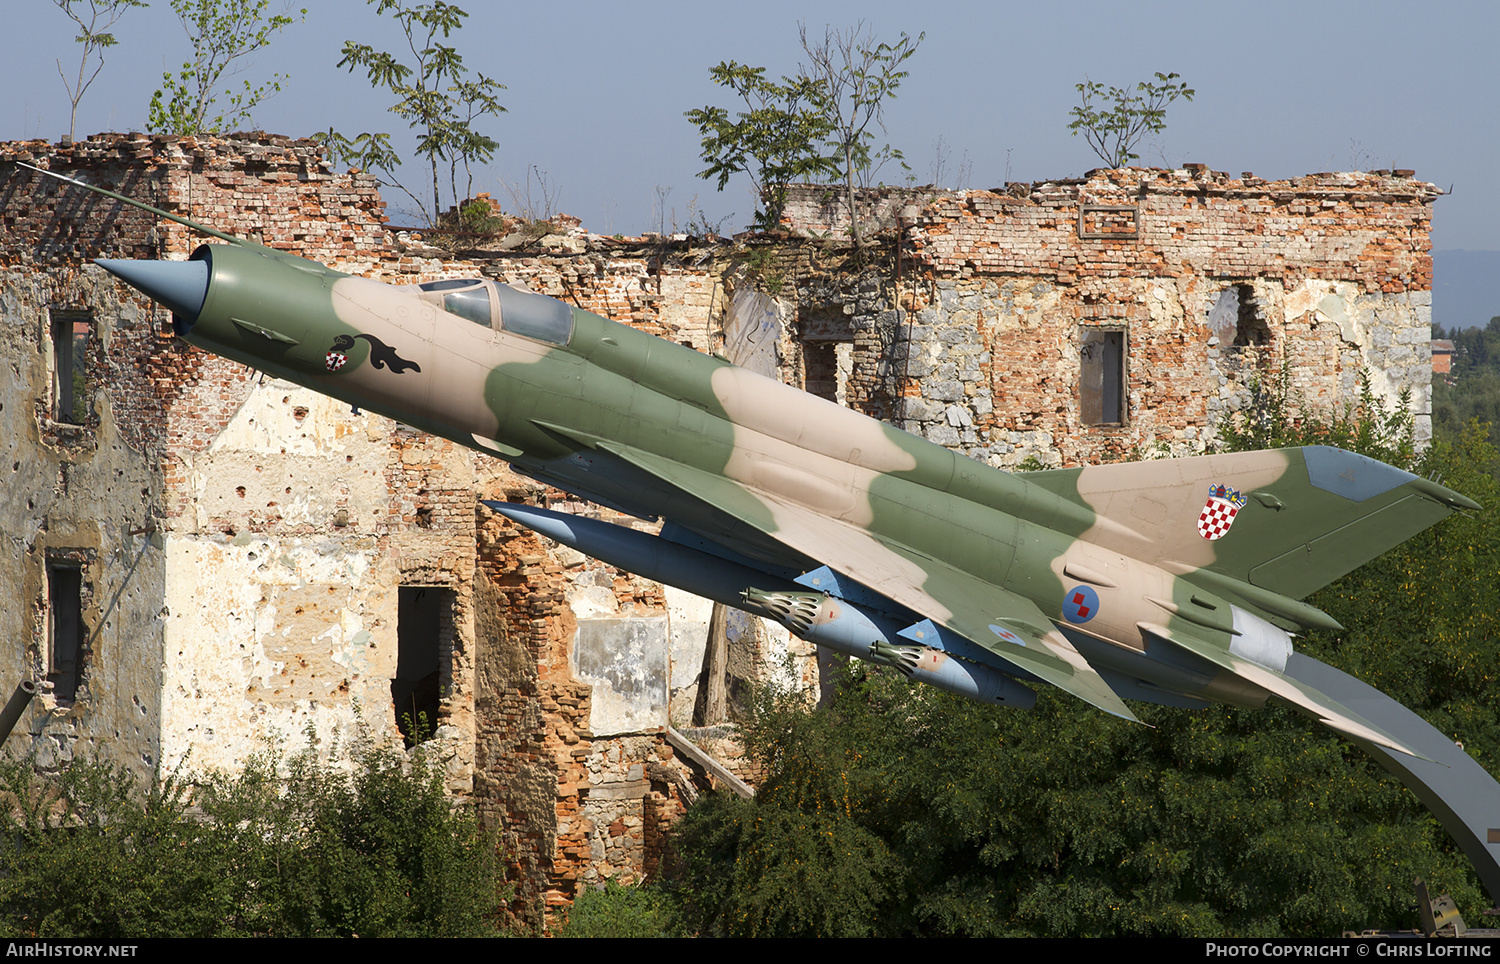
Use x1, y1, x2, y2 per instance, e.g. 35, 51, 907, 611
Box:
885, 168, 1437, 466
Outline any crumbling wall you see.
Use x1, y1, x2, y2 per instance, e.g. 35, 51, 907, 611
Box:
0, 134, 477, 780
778, 170, 1438, 466
474, 491, 695, 929
0, 264, 167, 776
473, 478, 806, 929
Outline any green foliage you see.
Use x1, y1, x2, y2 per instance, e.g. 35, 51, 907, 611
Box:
686, 22, 922, 242
557, 880, 681, 938
1431, 318, 1500, 454
325, 0, 506, 226
1067, 71, 1194, 168
798, 22, 924, 246
670, 674, 901, 937
54, 0, 148, 141
455, 199, 506, 235
686, 63, 838, 232
0, 759, 233, 938
0, 739, 506, 937
1216, 368, 1416, 469
147, 0, 304, 135
737, 245, 786, 294
668, 381, 1492, 937
1300, 422, 1500, 773
1433, 371, 1500, 453
671, 659, 1480, 937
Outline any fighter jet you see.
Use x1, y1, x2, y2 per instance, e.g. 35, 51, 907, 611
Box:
25, 162, 1478, 760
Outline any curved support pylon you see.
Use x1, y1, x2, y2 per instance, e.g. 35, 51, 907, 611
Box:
1284, 652, 1500, 902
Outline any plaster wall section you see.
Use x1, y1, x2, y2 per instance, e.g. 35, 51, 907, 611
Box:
156, 360, 482, 777
1, 135, 479, 782
0, 266, 167, 778
156, 372, 386, 771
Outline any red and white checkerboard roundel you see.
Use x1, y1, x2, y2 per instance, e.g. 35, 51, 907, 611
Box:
325, 351, 347, 372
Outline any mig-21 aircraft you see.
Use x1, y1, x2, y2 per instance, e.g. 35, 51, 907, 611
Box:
21, 162, 1478, 761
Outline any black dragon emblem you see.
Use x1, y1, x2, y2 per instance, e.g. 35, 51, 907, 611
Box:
324, 333, 422, 374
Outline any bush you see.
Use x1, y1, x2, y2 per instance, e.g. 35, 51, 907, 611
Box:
556, 880, 680, 938
0, 737, 507, 938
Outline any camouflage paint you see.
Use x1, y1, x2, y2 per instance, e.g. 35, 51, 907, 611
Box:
88, 192, 1478, 756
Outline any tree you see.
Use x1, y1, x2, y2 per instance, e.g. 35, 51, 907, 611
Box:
54, 0, 147, 141
798, 22, 923, 247
685, 63, 837, 232
686, 23, 922, 243
323, 0, 506, 227
1067, 71, 1194, 168
147, 0, 304, 136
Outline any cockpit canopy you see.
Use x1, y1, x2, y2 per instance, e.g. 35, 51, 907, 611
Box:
416, 278, 574, 346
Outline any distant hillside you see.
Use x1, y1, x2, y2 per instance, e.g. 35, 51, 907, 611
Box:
1434, 250, 1500, 332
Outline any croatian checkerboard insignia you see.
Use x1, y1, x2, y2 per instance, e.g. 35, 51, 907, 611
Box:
1197, 483, 1247, 540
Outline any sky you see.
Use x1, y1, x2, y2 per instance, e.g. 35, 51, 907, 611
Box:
9, 1, 1500, 290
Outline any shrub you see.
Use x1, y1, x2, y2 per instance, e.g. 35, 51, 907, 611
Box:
556, 879, 680, 938
0, 737, 507, 938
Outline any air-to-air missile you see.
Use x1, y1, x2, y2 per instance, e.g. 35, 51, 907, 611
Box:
21, 163, 1479, 757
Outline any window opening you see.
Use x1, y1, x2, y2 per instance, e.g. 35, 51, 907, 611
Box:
1080, 328, 1126, 426
47, 563, 85, 704
803, 342, 838, 401
394, 586, 452, 746
802, 340, 853, 406
50, 311, 90, 424
1208, 285, 1270, 347
1232, 284, 1270, 347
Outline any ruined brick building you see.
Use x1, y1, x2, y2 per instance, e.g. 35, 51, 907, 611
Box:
0, 134, 1438, 925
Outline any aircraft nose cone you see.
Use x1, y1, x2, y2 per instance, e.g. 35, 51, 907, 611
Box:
95, 258, 209, 327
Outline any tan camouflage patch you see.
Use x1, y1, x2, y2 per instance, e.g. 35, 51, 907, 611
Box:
329, 277, 513, 438
1069, 450, 1293, 568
